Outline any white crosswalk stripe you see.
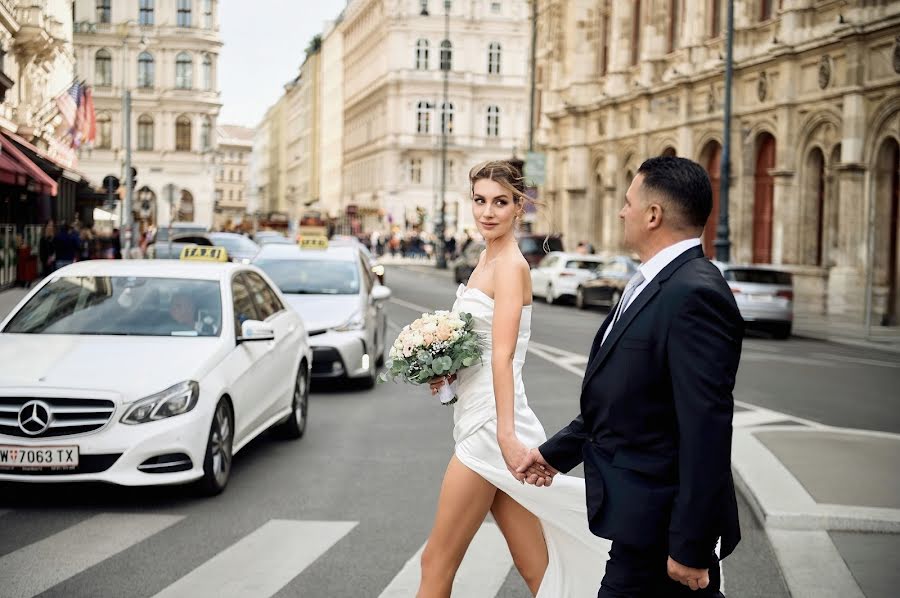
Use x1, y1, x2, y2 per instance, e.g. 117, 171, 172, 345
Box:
378, 522, 513, 597
151, 520, 358, 598
0, 513, 183, 598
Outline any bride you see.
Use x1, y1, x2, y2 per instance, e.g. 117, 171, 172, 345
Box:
417, 160, 610, 597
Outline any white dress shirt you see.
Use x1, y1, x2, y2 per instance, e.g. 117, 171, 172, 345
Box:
602, 237, 702, 345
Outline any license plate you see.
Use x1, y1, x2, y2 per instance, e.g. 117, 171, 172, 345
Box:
0, 445, 79, 470
746, 294, 774, 302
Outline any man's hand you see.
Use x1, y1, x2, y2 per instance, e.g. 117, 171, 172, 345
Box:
428, 374, 457, 395
515, 448, 558, 487
667, 557, 709, 591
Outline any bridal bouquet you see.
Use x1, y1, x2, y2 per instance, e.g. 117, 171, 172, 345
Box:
379, 310, 482, 405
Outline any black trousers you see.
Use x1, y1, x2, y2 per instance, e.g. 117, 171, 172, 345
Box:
598, 541, 724, 598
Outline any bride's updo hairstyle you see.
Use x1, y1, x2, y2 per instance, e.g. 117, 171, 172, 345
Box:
468, 160, 531, 213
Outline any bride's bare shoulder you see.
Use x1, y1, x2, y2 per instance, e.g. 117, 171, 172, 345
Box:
491, 247, 531, 294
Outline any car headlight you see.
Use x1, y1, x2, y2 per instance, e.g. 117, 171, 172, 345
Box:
121, 381, 200, 425
332, 310, 365, 332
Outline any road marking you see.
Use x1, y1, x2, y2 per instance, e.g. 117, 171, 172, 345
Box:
810, 352, 900, 369
0, 513, 183, 598
767, 530, 864, 598
151, 520, 357, 598
732, 409, 798, 428
389, 297, 434, 314
378, 522, 513, 597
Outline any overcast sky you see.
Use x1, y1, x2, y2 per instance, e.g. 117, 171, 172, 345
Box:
218, 0, 347, 128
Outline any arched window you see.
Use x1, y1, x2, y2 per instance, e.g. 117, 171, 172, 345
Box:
202, 0, 213, 29
760, 0, 774, 21
486, 105, 500, 137
415, 39, 429, 70
96, 113, 112, 149
137, 51, 154, 88
201, 54, 212, 90
668, 0, 682, 53
137, 114, 154, 150
709, 0, 725, 37
200, 117, 212, 151
441, 102, 454, 134
95, 49, 112, 86
139, 0, 154, 26
440, 40, 452, 71
175, 52, 193, 89
631, 0, 641, 66
176, 115, 192, 151
487, 42, 501, 74
96, 0, 111, 24
416, 101, 431, 134
177, 0, 192, 27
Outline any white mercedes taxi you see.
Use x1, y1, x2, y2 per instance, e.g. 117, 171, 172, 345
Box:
0, 247, 312, 495
252, 239, 391, 388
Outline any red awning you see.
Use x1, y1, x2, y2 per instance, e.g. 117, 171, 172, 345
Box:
0, 133, 58, 196
0, 150, 28, 187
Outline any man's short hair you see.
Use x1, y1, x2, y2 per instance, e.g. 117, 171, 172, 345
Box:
636, 156, 713, 229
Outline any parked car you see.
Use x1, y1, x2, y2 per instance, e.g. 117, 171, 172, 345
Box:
531, 252, 606, 305
575, 255, 641, 310
253, 241, 391, 388
518, 234, 564, 268
208, 232, 260, 264
330, 236, 386, 284
452, 240, 485, 284
712, 262, 793, 339
153, 223, 209, 243
146, 234, 214, 259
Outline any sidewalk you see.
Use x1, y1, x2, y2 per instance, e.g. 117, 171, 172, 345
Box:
731, 406, 900, 598
792, 314, 900, 355
0, 286, 27, 318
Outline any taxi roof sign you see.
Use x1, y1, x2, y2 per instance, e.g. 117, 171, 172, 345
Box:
299, 236, 329, 251
180, 246, 229, 262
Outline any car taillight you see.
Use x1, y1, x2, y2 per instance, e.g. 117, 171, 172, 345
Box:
731, 287, 741, 294
558, 272, 575, 278
777, 290, 793, 301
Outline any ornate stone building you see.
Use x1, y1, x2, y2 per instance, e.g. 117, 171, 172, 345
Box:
73, 0, 222, 229
213, 124, 252, 228
534, 0, 900, 326
340, 0, 529, 234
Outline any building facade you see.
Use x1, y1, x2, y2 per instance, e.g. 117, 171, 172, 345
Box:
319, 19, 344, 219
535, 1, 900, 326
213, 124, 252, 228
285, 47, 320, 222
73, 0, 222, 230
339, 0, 529, 235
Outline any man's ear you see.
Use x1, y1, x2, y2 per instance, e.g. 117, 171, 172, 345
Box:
647, 203, 664, 230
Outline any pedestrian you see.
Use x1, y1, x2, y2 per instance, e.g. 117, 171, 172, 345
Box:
39, 221, 56, 275
53, 223, 79, 269
111, 228, 122, 259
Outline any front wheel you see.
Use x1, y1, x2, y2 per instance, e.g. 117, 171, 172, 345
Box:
545, 284, 555, 305
276, 366, 308, 439
576, 287, 587, 310
195, 399, 233, 496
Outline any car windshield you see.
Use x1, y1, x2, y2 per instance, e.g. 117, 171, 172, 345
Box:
254, 259, 360, 295
3, 277, 222, 337
155, 226, 207, 242
211, 235, 259, 254
724, 269, 791, 285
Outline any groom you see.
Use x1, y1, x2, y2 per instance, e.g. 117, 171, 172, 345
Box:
519, 157, 743, 596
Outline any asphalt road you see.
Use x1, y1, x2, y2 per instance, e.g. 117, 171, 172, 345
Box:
2, 265, 895, 596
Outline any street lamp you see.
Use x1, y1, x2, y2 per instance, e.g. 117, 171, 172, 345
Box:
422, 0, 451, 269
715, 0, 735, 263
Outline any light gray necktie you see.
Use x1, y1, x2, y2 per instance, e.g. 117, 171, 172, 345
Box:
602, 270, 645, 345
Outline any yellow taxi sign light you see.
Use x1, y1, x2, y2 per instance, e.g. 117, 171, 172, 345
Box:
180, 246, 229, 262
299, 236, 329, 250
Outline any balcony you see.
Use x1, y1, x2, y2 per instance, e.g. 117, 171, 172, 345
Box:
14, 4, 66, 60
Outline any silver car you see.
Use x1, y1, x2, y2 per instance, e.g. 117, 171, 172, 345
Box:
712, 262, 793, 339
252, 243, 391, 387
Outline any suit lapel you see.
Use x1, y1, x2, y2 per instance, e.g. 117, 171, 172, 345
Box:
581, 282, 660, 390
581, 245, 705, 391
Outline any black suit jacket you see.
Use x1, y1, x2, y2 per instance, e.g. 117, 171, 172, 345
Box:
540, 245, 743, 568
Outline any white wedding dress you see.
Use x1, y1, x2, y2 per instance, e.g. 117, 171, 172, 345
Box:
451, 284, 610, 597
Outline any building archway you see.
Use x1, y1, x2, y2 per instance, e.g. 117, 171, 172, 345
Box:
660, 146, 676, 157
178, 190, 195, 222
699, 140, 722, 258
801, 147, 826, 266
873, 137, 899, 325
753, 133, 776, 263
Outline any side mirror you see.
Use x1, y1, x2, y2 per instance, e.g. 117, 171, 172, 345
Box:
371, 285, 392, 302
239, 319, 275, 343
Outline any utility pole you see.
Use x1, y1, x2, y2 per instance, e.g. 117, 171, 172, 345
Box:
123, 89, 133, 256
528, 0, 537, 152
715, 0, 734, 263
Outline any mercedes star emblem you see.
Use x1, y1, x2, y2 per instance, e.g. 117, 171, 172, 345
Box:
18, 400, 53, 436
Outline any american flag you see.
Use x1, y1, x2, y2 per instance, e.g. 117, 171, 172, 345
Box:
55, 81, 82, 128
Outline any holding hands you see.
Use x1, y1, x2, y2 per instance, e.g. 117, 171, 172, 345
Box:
514, 447, 558, 487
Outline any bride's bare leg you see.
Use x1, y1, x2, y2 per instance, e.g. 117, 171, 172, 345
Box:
491, 490, 548, 596
418, 455, 497, 598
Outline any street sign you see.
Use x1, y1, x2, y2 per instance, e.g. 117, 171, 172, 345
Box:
524, 151, 546, 186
